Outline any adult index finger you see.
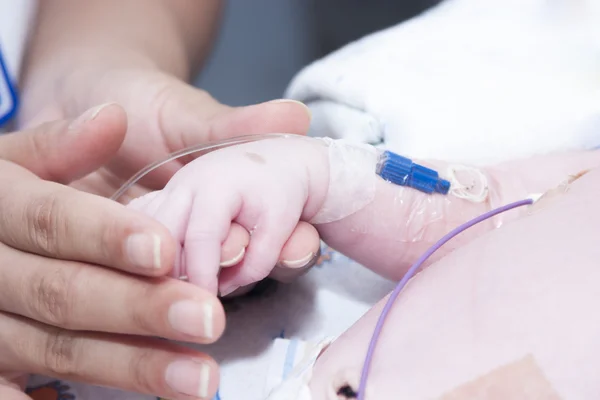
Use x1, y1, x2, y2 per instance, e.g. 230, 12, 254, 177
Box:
0, 162, 177, 275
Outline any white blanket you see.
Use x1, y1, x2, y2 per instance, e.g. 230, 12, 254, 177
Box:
285, 0, 600, 166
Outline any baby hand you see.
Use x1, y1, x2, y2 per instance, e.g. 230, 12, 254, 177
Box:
127, 136, 331, 295
128, 134, 600, 296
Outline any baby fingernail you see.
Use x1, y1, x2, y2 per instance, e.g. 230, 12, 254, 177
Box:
219, 285, 239, 298
165, 359, 212, 399
279, 252, 318, 269
168, 300, 214, 339
125, 233, 161, 269
69, 102, 116, 130
219, 247, 246, 268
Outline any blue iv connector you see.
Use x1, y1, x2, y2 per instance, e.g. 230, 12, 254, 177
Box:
376, 150, 450, 195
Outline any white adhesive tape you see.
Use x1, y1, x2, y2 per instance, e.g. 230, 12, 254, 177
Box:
446, 164, 489, 203
310, 138, 379, 224
264, 338, 334, 400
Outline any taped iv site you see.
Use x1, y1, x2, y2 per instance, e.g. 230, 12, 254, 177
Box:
110, 134, 535, 400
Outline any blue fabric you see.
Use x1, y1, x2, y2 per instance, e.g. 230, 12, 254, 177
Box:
0, 46, 18, 128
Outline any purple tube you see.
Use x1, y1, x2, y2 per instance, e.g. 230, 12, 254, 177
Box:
357, 198, 534, 399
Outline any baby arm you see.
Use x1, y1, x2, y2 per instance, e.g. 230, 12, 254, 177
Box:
317, 149, 600, 281
127, 135, 600, 294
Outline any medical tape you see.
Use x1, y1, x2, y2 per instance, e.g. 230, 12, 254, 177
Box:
264, 337, 334, 400
527, 169, 591, 215
310, 138, 379, 225
438, 354, 561, 400
446, 164, 489, 203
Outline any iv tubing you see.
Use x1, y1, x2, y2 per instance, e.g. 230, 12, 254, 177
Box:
356, 198, 534, 400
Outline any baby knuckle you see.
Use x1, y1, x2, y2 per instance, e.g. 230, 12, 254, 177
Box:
26, 194, 65, 254
243, 268, 271, 286
43, 327, 79, 376
31, 268, 76, 328
187, 227, 221, 241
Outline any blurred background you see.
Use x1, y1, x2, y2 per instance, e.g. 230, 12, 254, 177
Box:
194, 0, 437, 106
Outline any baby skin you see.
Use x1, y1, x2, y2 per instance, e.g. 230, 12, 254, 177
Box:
126, 135, 600, 297
308, 165, 600, 399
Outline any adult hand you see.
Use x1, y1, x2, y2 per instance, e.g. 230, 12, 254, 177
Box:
19, 55, 319, 292
0, 105, 225, 400
19, 37, 319, 289
19, 63, 312, 201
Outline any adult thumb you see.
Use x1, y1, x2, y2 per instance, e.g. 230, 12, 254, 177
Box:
0, 103, 127, 183
157, 82, 312, 151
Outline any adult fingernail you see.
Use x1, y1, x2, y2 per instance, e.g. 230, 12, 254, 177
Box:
268, 99, 311, 119
279, 251, 318, 269
165, 359, 212, 399
69, 102, 116, 130
168, 300, 214, 339
125, 233, 161, 269
219, 247, 245, 268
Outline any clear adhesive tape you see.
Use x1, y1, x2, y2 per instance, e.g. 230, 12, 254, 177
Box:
309, 138, 379, 225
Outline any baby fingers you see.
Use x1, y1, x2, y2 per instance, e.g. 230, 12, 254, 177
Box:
134, 177, 314, 296
126, 137, 331, 295
215, 192, 306, 296
219, 222, 322, 297
127, 190, 250, 288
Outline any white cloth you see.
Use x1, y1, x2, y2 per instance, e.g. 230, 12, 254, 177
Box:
285, 0, 600, 166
